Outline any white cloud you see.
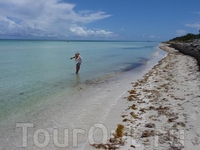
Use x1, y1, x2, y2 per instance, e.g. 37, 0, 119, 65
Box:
176, 30, 187, 36
0, 0, 112, 39
150, 35, 155, 38
185, 23, 200, 29
192, 11, 200, 15
74, 11, 111, 23
69, 27, 113, 37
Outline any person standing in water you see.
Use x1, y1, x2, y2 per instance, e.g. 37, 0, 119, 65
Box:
70, 52, 82, 74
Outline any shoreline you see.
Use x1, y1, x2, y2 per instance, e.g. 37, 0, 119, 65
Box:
2, 42, 198, 150
0, 44, 165, 150
89, 43, 200, 149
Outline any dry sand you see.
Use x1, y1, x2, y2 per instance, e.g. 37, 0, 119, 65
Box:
89, 44, 200, 150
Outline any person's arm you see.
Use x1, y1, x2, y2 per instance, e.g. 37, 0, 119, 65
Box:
75, 55, 80, 62
70, 56, 75, 59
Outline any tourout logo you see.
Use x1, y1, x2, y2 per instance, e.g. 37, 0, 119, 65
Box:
16, 123, 185, 148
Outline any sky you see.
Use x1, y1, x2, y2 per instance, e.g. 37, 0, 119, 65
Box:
0, 0, 200, 41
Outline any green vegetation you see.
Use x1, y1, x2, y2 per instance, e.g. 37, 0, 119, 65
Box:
169, 33, 200, 42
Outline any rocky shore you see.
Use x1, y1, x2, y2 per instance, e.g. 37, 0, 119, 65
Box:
169, 39, 200, 70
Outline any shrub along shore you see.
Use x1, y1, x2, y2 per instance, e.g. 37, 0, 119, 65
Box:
167, 33, 200, 70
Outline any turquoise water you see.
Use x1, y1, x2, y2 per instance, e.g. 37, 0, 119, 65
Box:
0, 40, 166, 149
0, 40, 163, 121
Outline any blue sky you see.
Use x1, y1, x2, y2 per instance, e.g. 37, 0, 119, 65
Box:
0, 0, 200, 41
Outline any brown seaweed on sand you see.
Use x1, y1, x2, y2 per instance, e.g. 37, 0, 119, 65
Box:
115, 124, 125, 138
126, 94, 137, 101
168, 117, 179, 123
141, 130, 155, 138
128, 90, 137, 94
91, 143, 119, 149
145, 123, 155, 128
132, 82, 139, 87
121, 114, 127, 118
131, 104, 137, 110
122, 118, 131, 122
91, 124, 126, 149
139, 107, 146, 113
130, 112, 140, 119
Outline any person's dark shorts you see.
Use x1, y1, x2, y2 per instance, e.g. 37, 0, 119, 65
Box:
76, 63, 81, 66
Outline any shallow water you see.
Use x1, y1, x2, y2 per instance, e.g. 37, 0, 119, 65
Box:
0, 40, 166, 149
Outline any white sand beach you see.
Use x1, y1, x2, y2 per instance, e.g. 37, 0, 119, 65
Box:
88, 44, 200, 150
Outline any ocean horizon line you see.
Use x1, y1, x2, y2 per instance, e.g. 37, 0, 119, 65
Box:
0, 38, 162, 42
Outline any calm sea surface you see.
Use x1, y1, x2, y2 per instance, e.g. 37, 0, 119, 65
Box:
0, 40, 166, 149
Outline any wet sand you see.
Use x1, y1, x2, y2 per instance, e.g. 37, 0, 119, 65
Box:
89, 43, 200, 149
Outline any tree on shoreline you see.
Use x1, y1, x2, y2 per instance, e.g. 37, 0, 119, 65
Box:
169, 33, 200, 42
